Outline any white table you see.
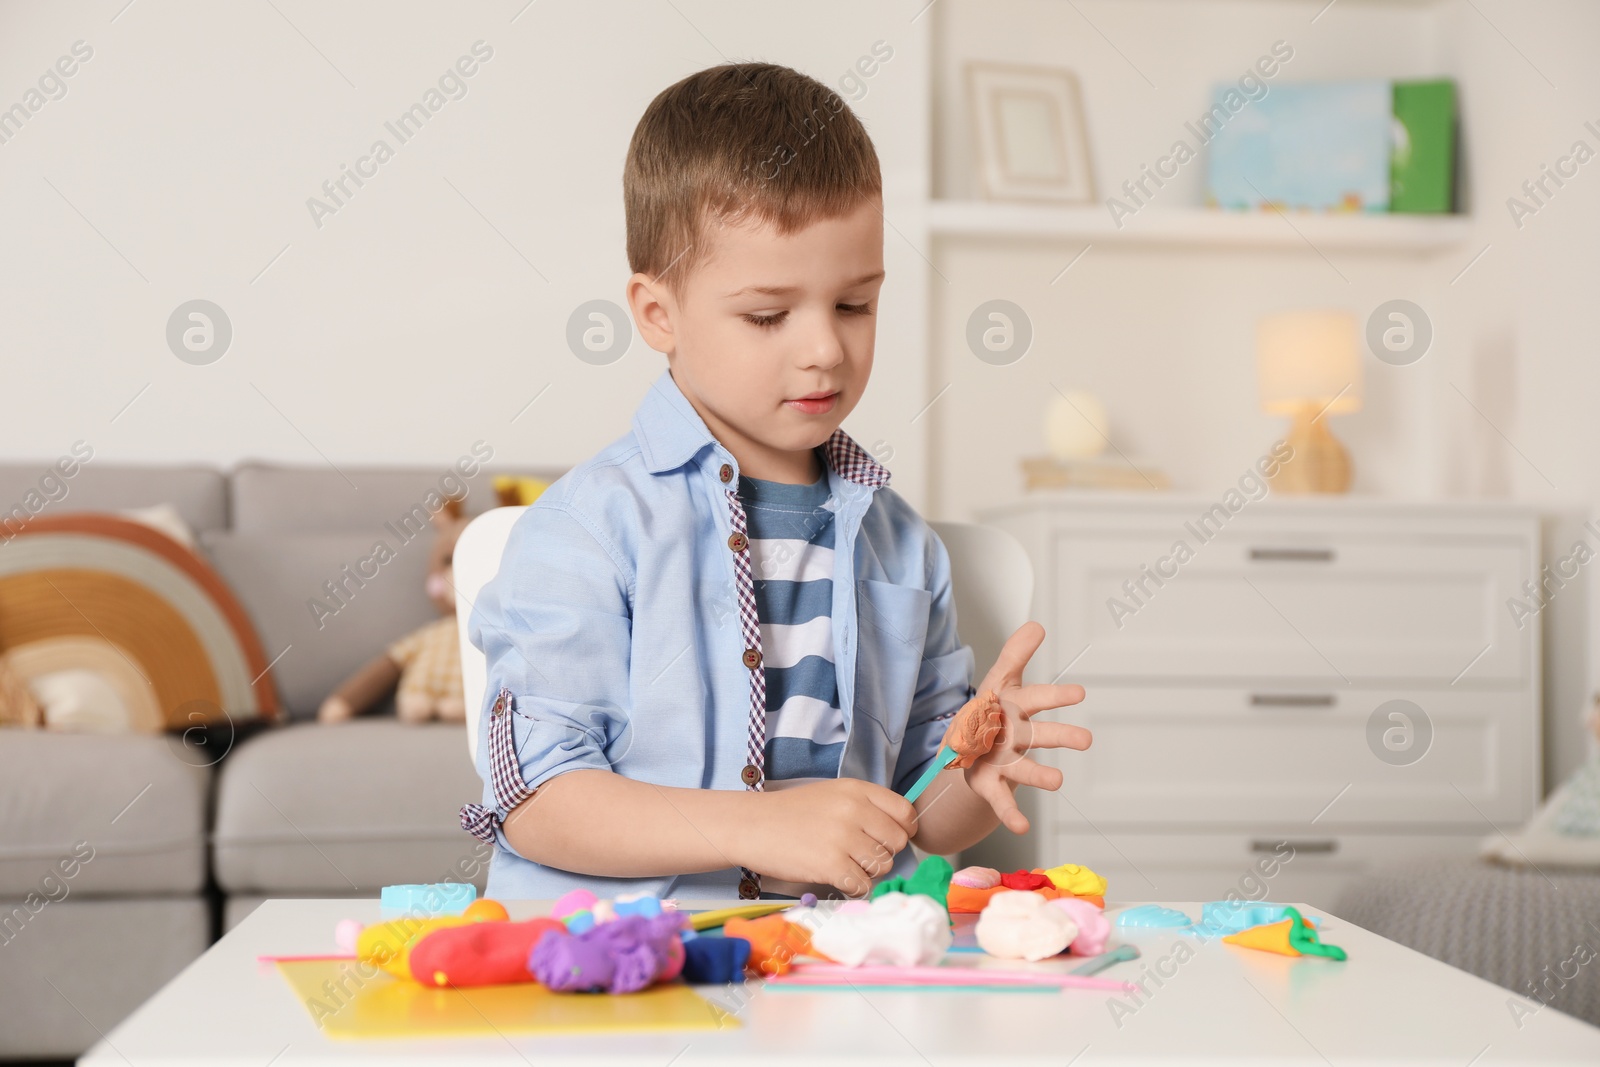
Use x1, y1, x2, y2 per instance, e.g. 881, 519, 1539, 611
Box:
82, 898, 1600, 1065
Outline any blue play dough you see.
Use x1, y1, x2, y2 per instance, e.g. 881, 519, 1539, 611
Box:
379, 882, 477, 917
1115, 905, 1193, 929
1195, 901, 1294, 935
682, 936, 752, 983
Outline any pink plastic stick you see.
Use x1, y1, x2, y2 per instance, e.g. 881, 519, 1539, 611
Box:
258, 954, 358, 963
776, 963, 1137, 993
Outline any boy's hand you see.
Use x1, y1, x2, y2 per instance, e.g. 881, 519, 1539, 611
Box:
961, 622, 1090, 834
737, 778, 917, 898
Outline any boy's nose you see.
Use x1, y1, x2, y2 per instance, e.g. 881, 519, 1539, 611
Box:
801, 326, 848, 370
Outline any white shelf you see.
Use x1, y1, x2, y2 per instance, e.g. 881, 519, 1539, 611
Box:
927, 200, 1472, 253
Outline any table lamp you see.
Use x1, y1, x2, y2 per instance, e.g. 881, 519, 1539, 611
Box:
1257, 310, 1362, 494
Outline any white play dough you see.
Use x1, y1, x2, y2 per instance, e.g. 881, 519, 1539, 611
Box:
975, 890, 1079, 961
810, 892, 952, 967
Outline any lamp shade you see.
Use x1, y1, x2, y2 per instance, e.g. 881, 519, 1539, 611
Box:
1257, 310, 1363, 416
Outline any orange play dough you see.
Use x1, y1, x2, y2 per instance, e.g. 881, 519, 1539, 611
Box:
1224, 918, 1300, 957
723, 915, 818, 976
940, 690, 1005, 769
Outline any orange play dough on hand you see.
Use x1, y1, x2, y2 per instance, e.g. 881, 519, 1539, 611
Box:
940, 690, 1005, 769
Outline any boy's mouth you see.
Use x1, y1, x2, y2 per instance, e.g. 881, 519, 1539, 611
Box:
785, 390, 839, 416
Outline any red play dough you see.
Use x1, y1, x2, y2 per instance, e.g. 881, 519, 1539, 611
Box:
999, 870, 1053, 891
408, 916, 566, 987
946, 884, 1105, 914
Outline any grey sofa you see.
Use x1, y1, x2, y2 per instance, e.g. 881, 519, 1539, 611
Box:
0, 460, 556, 1061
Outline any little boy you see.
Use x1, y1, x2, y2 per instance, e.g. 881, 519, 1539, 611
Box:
461, 62, 1089, 901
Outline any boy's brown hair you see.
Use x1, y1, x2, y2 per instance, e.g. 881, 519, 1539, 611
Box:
624, 62, 882, 297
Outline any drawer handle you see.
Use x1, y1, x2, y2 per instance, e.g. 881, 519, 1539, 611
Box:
1250, 547, 1335, 563
1250, 693, 1335, 708
1253, 838, 1337, 855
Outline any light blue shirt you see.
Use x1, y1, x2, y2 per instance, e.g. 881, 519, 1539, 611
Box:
467, 369, 974, 900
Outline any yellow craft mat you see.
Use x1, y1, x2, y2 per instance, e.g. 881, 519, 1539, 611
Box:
276, 959, 735, 1039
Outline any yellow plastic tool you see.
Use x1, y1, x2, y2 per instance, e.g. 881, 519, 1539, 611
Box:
686, 901, 793, 931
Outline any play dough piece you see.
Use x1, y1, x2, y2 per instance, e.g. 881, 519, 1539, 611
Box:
871, 855, 954, 912
1115, 905, 1193, 929
464, 898, 510, 923
1039, 863, 1108, 897
409, 917, 566, 987
1050, 897, 1111, 956
334, 918, 362, 954
359, 914, 482, 979
1195, 900, 1300, 936
724, 915, 815, 976
999, 870, 1053, 892
951, 866, 1001, 889
528, 913, 688, 993
380, 882, 477, 917
615, 893, 664, 920
681, 936, 752, 984
947, 882, 1061, 914
1223, 907, 1347, 960
941, 690, 1006, 769
810, 892, 952, 968
975, 890, 1078, 961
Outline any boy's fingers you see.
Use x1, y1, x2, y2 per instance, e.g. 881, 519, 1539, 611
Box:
979, 622, 1046, 692
999, 755, 1063, 792
865, 785, 918, 830
975, 777, 1029, 834
1011, 719, 1093, 752
833, 856, 875, 899
1008, 684, 1086, 718
860, 810, 911, 859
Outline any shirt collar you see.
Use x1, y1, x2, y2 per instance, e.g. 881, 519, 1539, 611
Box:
633, 369, 890, 489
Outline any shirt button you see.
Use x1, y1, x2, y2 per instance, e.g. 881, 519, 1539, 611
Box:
742, 648, 761, 669
719, 463, 734, 483
740, 764, 761, 786
727, 532, 748, 553
738, 877, 759, 899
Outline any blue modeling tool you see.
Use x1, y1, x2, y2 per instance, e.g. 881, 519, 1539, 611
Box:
1069, 943, 1140, 976
903, 746, 958, 803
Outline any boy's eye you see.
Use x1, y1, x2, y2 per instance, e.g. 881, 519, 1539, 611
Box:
742, 311, 786, 328
838, 301, 873, 316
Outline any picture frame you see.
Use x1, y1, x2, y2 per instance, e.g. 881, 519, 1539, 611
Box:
965, 62, 1095, 203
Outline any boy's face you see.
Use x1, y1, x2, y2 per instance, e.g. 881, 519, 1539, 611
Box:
629, 197, 885, 482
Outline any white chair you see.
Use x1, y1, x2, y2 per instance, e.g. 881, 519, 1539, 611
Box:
455, 505, 528, 764
457, 510, 1034, 763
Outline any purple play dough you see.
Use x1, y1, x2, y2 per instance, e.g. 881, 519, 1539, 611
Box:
528, 913, 686, 993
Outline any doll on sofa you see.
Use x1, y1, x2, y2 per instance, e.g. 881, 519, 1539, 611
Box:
318, 478, 548, 725
318, 498, 471, 724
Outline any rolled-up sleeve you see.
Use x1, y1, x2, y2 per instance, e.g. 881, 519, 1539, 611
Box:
891, 527, 975, 795
469, 502, 634, 827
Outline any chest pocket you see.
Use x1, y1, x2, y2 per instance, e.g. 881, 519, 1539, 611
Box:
852, 578, 932, 746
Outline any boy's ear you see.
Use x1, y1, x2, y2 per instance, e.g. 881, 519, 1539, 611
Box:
626, 271, 677, 356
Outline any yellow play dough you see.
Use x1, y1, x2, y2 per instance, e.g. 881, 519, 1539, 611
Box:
1039, 863, 1108, 897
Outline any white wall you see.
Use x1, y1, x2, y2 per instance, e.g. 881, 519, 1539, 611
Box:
0, 0, 933, 506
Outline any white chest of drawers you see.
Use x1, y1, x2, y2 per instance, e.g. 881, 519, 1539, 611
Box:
973, 493, 1543, 908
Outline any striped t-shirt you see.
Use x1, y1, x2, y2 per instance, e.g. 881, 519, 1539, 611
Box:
738, 471, 843, 789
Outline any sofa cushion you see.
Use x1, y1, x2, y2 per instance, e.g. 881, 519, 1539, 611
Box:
213, 720, 490, 893
0, 895, 210, 1059
0, 731, 209, 896
230, 461, 564, 534
204, 530, 437, 719
0, 462, 227, 535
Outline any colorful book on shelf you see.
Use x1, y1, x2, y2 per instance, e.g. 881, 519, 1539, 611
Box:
1206, 79, 1393, 212
1205, 77, 1457, 216
1391, 80, 1457, 214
